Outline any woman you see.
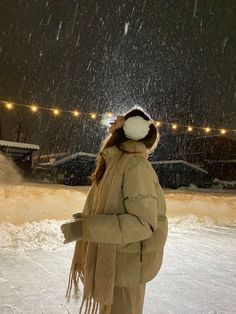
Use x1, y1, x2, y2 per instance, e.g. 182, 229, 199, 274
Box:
61, 106, 168, 314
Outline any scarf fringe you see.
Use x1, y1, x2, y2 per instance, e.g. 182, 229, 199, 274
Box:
79, 296, 111, 314
66, 263, 83, 301
79, 296, 99, 314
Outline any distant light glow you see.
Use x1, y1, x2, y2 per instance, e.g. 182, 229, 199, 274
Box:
73, 110, 79, 117
53, 109, 60, 116
204, 127, 210, 133
31, 105, 38, 112
220, 129, 226, 135
100, 112, 115, 128
5, 102, 13, 109
156, 121, 161, 127
187, 126, 193, 132
90, 113, 97, 119
172, 124, 177, 130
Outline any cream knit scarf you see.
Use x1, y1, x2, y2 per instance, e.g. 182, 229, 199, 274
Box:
66, 148, 133, 314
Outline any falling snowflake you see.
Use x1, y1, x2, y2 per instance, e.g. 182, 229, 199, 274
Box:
124, 22, 129, 36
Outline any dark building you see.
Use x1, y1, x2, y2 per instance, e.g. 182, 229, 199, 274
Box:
185, 136, 236, 181
0, 140, 40, 178
152, 160, 212, 189
50, 149, 213, 189
51, 152, 96, 185
152, 134, 236, 181
44, 134, 236, 188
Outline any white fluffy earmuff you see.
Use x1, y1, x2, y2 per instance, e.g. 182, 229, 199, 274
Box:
123, 116, 152, 140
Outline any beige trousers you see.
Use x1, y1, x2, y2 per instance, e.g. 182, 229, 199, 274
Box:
109, 284, 146, 314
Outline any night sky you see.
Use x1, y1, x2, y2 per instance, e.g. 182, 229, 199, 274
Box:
0, 0, 235, 154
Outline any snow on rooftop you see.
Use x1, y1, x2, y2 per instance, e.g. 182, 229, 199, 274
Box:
53, 152, 96, 167
151, 159, 208, 174
0, 140, 40, 150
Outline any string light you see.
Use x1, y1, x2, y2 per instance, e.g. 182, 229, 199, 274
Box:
187, 126, 193, 132
0, 100, 235, 135
5, 102, 13, 110
31, 105, 38, 112
53, 109, 60, 116
73, 110, 80, 117
90, 113, 97, 119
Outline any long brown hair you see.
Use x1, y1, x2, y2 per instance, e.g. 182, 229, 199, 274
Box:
91, 107, 158, 184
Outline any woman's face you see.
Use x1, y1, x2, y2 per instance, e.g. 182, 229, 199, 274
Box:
109, 115, 125, 134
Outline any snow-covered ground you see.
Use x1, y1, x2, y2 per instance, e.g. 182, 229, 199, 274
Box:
0, 183, 236, 313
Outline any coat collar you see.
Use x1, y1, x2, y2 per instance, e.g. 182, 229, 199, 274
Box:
102, 140, 148, 163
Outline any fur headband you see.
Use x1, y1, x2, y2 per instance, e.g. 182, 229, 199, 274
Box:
123, 116, 152, 140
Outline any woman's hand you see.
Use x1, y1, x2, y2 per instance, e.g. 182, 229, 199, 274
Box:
60, 219, 83, 244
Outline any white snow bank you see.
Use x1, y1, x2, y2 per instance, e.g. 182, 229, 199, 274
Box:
0, 183, 88, 224
1, 216, 235, 254
0, 220, 65, 254
0, 184, 235, 252
0, 184, 235, 226
166, 190, 236, 226
0, 184, 88, 252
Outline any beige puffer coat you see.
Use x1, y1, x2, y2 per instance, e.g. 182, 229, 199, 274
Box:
82, 141, 168, 287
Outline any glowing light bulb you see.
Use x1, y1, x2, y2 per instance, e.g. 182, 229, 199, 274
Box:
73, 111, 79, 117
188, 126, 193, 132
156, 121, 161, 127
90, 113, 97, 119
5, 102, 13, 109
53, 109, 60, 116
220, 129, 226, 135
31, 105, 38, 112
106, 112, 113, 117
204, 127, 210, 133
172, 124, 177, 130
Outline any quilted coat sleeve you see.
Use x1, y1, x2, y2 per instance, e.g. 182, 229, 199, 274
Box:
82, 158, 159, 245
